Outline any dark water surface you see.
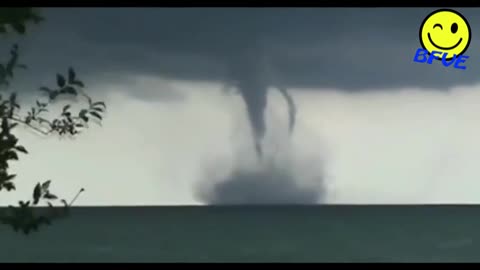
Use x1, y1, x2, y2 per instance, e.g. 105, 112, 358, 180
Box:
1, 206, 480, 262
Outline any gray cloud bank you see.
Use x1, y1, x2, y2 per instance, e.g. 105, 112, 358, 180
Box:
3, 7, 480, 97
28, 8, 480, 92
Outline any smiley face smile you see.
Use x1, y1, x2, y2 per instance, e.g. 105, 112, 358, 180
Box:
427, 33, 462, 50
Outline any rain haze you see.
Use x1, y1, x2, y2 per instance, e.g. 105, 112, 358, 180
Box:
2, 7, 480, 205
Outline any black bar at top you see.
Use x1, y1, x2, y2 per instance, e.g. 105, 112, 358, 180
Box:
2, 0, 480, 8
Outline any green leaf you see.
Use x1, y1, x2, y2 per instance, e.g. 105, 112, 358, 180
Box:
56, 74, 66, 88
41, 180, 51, 190
9, 92, 16, 104
3, 182, 15, 191
68, 67, 76, 83
93, 101, 106, 108
14, 145, 28, 154
90, 111, 102, 120
49, 91, 59, 100
33, 183, 42, 205
44, 193, 57, 200
79, 109, 89, 122
6, 56, 17, 77
62, 104, 71, 112
10, 22, 25, 34
6, 151, 18, 161
86, 95, 92, 106
31, 11, 45, 24
5, 174, 16, 181
61, 86, 77, 95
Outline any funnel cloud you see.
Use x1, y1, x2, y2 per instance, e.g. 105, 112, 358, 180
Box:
226, 46, 297, 157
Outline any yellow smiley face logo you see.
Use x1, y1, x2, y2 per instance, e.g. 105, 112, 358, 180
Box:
419, 9, 471, 61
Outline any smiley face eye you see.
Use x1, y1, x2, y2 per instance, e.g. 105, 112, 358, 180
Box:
451, 23, 458, 33
433, 23, 443, 30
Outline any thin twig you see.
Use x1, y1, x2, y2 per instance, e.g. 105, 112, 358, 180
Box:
8, 116, 51, 135
69, 188, 85, 206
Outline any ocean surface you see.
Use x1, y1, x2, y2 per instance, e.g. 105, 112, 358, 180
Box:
1, 206, 480, 262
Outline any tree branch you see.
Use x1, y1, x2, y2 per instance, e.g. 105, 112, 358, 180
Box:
8, 116, 51, 135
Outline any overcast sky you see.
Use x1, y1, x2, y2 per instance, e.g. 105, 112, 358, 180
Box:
2, 7, 480, 205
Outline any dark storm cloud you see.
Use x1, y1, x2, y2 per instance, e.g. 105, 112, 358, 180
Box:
10, 7, 478, 161
15, 7, 480, 93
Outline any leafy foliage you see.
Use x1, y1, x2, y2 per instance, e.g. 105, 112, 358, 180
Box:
0, 8, 43, 35
0, 8, 106, 234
